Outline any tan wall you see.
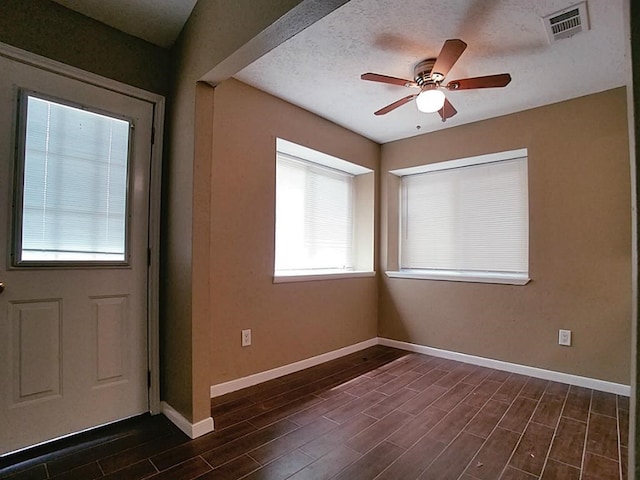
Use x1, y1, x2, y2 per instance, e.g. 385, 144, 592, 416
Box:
629, 0, 639, 472
0, 0, 171, 95
165, 0, 348, 424
379, 88, 632, 384
163, 0, 316, 422
209, 79, 379, 385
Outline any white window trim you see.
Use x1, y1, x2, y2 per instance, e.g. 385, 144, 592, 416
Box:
389, 148, 528, 177
387, 148, 529, 285
385, 269, 530, 285
277, 138, 371, 175
273, 270, 375, 283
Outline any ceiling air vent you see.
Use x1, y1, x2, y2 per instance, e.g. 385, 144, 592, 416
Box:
542, 2, 589, 43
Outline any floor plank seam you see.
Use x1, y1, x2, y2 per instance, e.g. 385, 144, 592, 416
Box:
199, 453, 214, 471
96, 459, 105, 477
466, 374, 531, 480
496, 385, 544, 479
538, 386, 570, 478
578, 389, 594, 479
509, 465, 538, 478
404, 376, 498, 478
147, 456, 160, 474
616, 396, 624, 480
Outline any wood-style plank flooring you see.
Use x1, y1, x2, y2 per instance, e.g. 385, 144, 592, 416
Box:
0, 346, 629, 479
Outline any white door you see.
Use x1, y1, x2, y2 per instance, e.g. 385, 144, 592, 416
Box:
0, 55, 152, 455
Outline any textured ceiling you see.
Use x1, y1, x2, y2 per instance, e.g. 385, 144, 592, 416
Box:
50, 0, 197, 48
235, 0, 629, 143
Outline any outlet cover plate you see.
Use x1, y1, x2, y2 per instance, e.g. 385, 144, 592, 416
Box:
242, 329, 251, 347
559, 329, 572, 346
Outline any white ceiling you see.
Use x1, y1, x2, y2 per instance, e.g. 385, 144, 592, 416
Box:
52, 0, 629, 144
50, 0, 197, 48
235, 0, 629, 143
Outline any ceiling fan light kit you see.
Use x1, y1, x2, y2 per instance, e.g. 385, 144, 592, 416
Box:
361, 39, 512, 122
416, 89, 445, 113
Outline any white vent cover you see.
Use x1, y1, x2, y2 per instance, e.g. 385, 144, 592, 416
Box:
542, 2, 590, 43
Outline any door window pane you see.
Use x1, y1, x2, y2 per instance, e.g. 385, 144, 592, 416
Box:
15, 94, 131, 263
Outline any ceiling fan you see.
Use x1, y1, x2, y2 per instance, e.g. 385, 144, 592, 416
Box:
361, 39, 511, 121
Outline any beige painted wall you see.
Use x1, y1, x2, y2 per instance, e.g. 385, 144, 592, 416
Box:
209, 79, 379, 385
379, 87, 631, 384
629, 1, 639, 472
164, 0, 323, 422
166, 0, 348, 422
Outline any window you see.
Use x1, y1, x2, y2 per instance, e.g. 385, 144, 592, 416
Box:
388, 149, 529, 285
276, 156, 353, 271
13, 92, 131, 265
274, 138, 374, 281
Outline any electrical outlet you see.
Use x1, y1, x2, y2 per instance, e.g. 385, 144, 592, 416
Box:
558, 329, 572, 346
241, 329, 251, 347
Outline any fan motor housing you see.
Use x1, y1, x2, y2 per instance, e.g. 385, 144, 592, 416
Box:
414, 58, 444, 87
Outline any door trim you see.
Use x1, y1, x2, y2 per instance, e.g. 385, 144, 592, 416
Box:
0, 42, 163, 415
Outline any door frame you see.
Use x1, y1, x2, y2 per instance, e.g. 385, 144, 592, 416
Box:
0, 42, 163, 416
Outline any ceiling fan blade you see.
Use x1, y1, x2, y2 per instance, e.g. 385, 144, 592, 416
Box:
438, 98, 457, 122
374, 94, 418, 115
361, 73, 417, 88
431, 39, 467, 78
446, 73, 512, 90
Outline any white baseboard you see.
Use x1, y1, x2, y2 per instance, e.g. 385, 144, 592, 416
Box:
378, 337, 631, 397
209, 336, 630, 401
210, 338, 378, 398
161, 402, 214, 439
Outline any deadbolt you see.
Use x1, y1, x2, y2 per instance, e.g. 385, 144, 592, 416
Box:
0, 282, 4, 294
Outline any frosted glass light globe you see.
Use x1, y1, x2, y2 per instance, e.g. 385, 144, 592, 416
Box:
416, 89, 446, 113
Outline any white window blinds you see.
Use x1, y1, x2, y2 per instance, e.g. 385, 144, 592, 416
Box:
275, 154, 354, 273
401, 157, 528, 274
18, 95, 130, 262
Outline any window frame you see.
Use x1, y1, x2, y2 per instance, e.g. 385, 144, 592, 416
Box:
11, 89, 134, 269
386, 148, 530, 285
273, 138, 375, 283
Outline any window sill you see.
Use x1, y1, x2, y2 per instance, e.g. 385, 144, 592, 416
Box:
385, 269, 530, 285
273, 270, 375, 284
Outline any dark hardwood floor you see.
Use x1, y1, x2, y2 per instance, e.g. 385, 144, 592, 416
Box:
0, 346, 629, 479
